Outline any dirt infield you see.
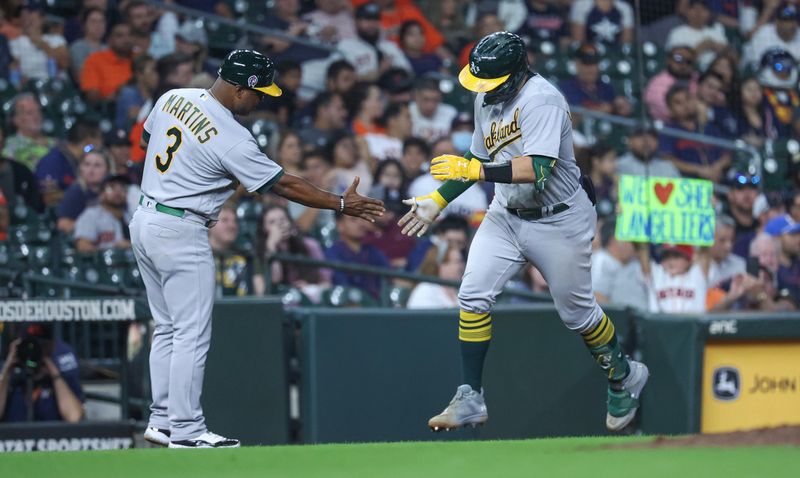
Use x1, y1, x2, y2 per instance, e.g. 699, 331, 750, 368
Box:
629, 426, 800, 448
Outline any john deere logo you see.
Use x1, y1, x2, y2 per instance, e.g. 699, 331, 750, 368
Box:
247, 75, 258, 88
713, 367, 740, 401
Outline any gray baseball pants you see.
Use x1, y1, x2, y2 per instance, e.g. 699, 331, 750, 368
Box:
458, 188, 604, 333
129, 198, 215, 441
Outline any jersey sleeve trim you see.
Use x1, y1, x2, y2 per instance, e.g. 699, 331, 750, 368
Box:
141, 130, 151, 144
252, 168, 285, 194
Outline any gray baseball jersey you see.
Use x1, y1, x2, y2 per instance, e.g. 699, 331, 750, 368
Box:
141, 88, 283, 220
470, 75, 580, 209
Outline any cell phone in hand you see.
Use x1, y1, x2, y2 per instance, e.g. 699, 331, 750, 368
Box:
746, 257, 760, 277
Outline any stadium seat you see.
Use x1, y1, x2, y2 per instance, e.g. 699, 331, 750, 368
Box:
383, 285, 411, 308
275, 285, 314, 307
322, 286, 379, 307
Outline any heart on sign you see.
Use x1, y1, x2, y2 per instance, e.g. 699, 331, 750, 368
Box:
654, 182, 674, 205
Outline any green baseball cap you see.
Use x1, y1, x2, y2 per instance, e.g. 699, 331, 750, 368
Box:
218, 49, 282, 97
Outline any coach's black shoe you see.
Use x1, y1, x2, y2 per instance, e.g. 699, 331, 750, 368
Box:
143, 426, 170, 446
169, 431, 241, 449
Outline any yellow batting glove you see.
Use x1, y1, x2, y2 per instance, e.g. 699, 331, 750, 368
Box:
430, 154, 482, 182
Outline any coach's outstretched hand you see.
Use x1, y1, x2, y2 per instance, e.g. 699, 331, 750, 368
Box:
398, 191, 448, 237
342, 177, 386, 222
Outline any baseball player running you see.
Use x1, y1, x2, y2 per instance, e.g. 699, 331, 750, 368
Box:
399, 32, 649, 432
134, 50, 384, 448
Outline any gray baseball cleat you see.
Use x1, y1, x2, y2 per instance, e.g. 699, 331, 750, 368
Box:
606, 360, 649, 432
428, 384, 488, 431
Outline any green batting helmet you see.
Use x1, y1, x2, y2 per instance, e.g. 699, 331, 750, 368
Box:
218, 49, 282, 97
459, 31, 530, 105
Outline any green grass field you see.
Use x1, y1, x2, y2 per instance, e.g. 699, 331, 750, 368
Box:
1, 436, 797, 478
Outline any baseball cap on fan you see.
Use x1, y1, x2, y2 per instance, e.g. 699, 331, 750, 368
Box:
356, 2, 381, 20
660, 244, 694, 261
765, 214, 800, 237
777, 2, 799, 21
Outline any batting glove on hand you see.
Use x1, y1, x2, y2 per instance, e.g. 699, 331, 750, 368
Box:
397, 192, 448, 237
430, 155, 482, 182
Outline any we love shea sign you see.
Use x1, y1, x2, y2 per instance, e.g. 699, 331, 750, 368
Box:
615, 175, 715, 246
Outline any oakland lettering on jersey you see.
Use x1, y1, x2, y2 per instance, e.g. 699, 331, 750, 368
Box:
161, 93, 219, 144
484, 108, 521, 152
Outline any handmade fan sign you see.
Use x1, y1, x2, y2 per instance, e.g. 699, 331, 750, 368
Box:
615, 175, 715, 246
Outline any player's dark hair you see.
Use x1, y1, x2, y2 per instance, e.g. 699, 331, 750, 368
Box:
666, 82, 690, 106
67, 119, 101, 144
402, 137, 430, 157
380, 102, 407, 128
255, 205, 320, 284
326, 60, 355, 82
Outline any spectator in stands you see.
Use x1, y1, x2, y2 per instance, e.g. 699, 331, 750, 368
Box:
701, 215, 746, 288
378, 67, 414, 103
787, 190, 800, 223
9, 1, 68, 81
290, 150, 336, 234
36, 119, 102, 206
401, 136, 429, 180
560, 43, 632, 117
569, 0, 634, 46
103, 129, 140, 213
273, 131, 303, 176
323, 60, 358, 99
375, 0, 446, 57
450, 111, 474, 155
757, 48, 799, 140
253, 204, 331, 301
337, 3, 411, 81
767, 214, 800, 306
516, 0, 570, 46
0, 323, 84, 423
458, 13, 504, 67
400, 20, 444, 77
750, 229, 780, 276
707, 267, 790, 312
80, 22, 133, 103
363, 102, 412, 161
348, 82, 385, 136
364, 159, 415, 266
155, 52, 195, 92
696, 70, 738, 139
744, 2, 800, 70
644, 45, 698, 122
115, 55, 158, 130
262, 60, 302, 126
56, 147, 109, 235
0, 33, 10, 82
591, 219, 648, 310
407, 245, 464, 308
665, 0, 728, 69
660, 84, 731, 181
616, 126, 681, 178
3, 93, 54, 172
173, 21, 214, 87
0, 128, 43, 217
707, 53, 738, 96
298, 92, 349, 151
641, 244, 708, 313
409, 77, 457, 143
327, 130, 372, 195
305, 0, 357, 44
406, 214, 471, 273
74, 174, 131, 252
124, 0, 155, 57
584, 144, 618, 217
725, 172, 760, 254
326, 212, 390, 299
417, 0, 469, 53
208, 204, 253, 297
256, 0, 330, 65
68, 7, 105, 80
735, 76, 768, 148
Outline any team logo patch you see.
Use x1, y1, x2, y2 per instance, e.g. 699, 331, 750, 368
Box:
712, 366, 740, 401
471, 63, 480, 75
247, 75, 259, 88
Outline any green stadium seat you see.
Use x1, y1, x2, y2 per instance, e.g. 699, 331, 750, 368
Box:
275, 285, 314, 306
383, 285, 411, 308
322, 286, 378, 307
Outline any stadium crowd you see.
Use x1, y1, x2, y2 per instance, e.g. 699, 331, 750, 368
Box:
0, 0, 798, 319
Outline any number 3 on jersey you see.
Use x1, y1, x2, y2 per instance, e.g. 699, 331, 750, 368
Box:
155, 126, 183, 173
